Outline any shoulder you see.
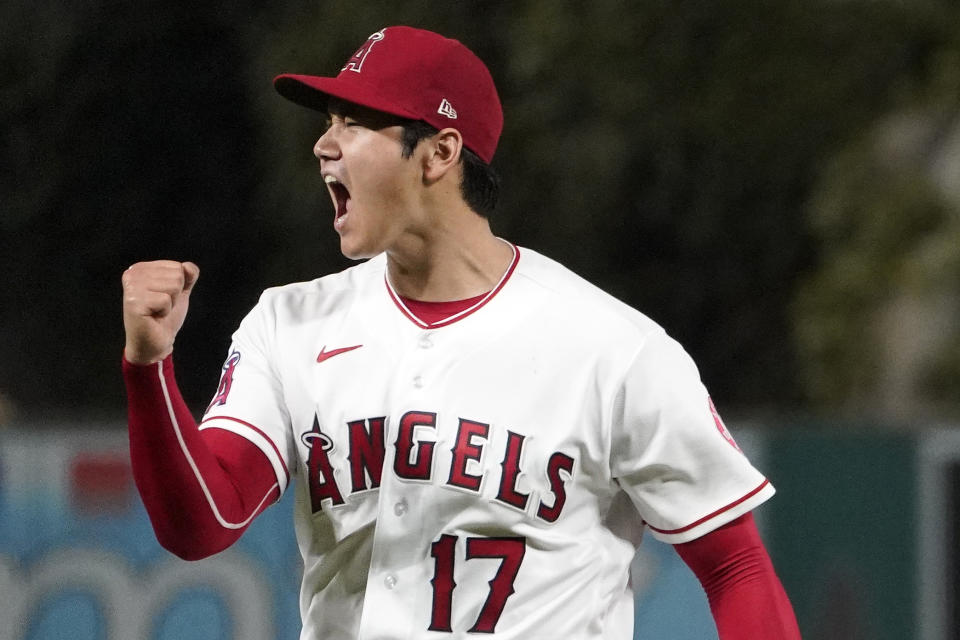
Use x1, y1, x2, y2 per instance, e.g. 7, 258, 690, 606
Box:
513, 246, 665, 343
250, 254, 386, 321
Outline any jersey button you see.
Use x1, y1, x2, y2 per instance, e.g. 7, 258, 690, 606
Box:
418, 334, 433, 349
412, 375, 424, 388
393, 499, 408, 516
384, 573, 398, 590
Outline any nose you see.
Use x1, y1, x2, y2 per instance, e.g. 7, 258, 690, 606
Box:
314, 127, 340, 162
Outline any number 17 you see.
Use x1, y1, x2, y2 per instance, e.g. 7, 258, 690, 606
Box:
429, 534, 526, 634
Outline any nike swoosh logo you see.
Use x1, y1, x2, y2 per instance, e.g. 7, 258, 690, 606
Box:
316, 344, 363, 363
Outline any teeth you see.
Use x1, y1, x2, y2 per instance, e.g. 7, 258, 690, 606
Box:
324, 175, 339, 185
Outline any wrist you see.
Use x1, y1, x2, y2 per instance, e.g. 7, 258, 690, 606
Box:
123, 345, 171, 366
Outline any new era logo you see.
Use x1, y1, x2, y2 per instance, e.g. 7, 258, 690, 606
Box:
437, 98, 458, 119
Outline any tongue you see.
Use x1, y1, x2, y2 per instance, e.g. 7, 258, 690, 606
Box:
335, 183, 350, 218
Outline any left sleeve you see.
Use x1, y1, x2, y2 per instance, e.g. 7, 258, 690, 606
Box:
675, 513, 802, 639
609, 330, 775, 543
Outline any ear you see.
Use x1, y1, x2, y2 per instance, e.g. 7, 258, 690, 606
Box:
422, 128, 463, 183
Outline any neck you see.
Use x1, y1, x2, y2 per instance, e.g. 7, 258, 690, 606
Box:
385, 213, 514, 302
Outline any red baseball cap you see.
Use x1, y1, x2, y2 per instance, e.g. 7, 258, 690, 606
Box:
274, 26, 503, 164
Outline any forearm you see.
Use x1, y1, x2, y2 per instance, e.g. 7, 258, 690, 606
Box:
700, 545, 800, 638
675, 513, 801, 639
123, 354, 279, 560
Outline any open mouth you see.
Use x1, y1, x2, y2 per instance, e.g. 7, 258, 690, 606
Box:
324, 175, 351, 226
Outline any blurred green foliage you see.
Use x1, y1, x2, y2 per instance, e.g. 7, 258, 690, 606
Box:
795, 94, 960, 417
2, 0, 958, 420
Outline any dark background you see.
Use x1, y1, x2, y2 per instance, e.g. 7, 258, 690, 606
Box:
3, 1, 958, 421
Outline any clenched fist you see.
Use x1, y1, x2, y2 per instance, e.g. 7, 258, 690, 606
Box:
122, 261, 199, 364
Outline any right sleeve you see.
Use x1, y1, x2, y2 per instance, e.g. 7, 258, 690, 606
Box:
124, 354, 281, 560
199, 295, 296, 498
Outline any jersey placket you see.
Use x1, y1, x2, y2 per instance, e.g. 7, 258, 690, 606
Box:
358, 326, 443, 639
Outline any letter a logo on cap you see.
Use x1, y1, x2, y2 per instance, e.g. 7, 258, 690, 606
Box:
437, 98, 458, 119
342, 29, 385, 73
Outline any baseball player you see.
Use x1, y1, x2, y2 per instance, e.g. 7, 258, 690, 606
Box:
122, 26, 800, 639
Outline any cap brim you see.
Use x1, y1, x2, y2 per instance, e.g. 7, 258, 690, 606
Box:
274, 74, 420, 121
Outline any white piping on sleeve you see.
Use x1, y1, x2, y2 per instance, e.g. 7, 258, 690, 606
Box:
156, 361, 278, 530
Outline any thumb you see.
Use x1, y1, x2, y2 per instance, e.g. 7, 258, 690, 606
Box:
182, 262, 200, 295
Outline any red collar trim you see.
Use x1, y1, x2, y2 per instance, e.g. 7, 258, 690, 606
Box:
385, 242, 520, 329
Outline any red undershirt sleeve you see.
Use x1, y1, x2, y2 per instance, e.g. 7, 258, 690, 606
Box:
673, 512, 802, 639
123, 353, 280, 560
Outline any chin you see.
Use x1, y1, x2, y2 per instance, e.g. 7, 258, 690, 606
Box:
338, 236, 381, 261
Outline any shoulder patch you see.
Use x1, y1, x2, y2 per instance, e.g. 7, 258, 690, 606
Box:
709, 397, 741, 452
206, 351, 241, 413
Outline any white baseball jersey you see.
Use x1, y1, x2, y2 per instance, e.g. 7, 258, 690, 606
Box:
200, 244, 774, 640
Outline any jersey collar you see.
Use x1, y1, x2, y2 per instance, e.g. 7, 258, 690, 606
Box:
384, 241, 520, 329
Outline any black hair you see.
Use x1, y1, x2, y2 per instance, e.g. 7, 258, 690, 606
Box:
400, 120, 500, 219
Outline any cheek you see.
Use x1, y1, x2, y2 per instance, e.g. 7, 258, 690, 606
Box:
360, 161, 416, 206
